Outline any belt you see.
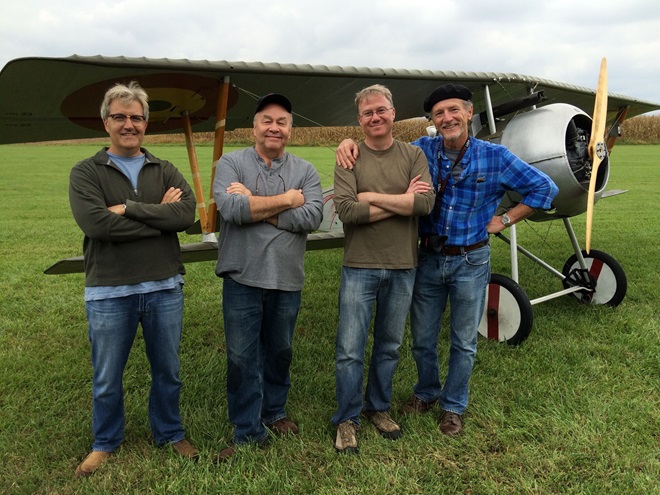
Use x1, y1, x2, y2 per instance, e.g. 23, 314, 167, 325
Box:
440, 239, 489, 256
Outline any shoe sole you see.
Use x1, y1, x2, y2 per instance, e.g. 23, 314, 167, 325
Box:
378, 428, 403, 440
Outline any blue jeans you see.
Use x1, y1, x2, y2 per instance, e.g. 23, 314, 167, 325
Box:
332, 267, 416, 425
409, 245, 490, 414
85, 285, 185, 452
222, 277, 301, 444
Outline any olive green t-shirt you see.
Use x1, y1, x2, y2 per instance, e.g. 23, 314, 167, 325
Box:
333, 140, 435, 269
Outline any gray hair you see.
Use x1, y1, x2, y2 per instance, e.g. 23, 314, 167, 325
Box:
100, 81, 149, 121
354, 84, 394, 112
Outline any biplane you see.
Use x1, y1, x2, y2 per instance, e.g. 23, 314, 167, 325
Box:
1, 55, 658, 344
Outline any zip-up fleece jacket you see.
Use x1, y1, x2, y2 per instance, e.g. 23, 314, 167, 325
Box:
69, 147, 196, 287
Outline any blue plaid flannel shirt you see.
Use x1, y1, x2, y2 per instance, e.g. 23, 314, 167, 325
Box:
411, 135, 558, 246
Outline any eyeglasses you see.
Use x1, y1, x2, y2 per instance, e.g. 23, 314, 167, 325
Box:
358, 107, 393, 119
255, 173, 286, 196
108, 114, 147, 125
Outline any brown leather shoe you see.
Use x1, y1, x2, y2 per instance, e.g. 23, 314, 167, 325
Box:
439, 410, 463, 436
213, 445, 236, 463
399, 395, 436, 415
172, 439, 199, 460
266, 417, 299, 436
75, 451, 111, 478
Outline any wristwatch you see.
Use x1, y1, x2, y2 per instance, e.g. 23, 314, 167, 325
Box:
501, 213, 511, 227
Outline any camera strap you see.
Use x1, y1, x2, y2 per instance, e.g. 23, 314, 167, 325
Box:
430, 139, 469, 227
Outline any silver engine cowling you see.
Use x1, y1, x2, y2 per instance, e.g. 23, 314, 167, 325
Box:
495, 103, 609, 221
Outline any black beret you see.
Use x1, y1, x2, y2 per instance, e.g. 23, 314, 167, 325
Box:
254, 93, 292, 114
423, 84, 472, 113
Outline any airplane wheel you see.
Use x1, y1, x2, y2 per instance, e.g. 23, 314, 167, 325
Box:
561, 249, 627, 306
478, 273, 534, 345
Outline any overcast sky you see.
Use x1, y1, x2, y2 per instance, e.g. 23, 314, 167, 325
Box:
2, 0, 659, 113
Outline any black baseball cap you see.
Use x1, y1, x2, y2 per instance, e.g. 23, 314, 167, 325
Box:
423, 84, 472, 112
254, 93, 292, 114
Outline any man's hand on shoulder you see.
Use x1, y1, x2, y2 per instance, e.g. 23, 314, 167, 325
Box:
336, 139, 359, 170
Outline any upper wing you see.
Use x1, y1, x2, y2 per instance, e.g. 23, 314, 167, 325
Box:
2, 55, 659, 144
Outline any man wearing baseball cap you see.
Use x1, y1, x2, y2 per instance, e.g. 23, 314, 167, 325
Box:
336, 83, 557, 436
213, 93, 323, 461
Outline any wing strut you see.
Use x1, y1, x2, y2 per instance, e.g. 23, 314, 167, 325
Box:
208, 76, 231, 235
181, 110, 213, 240
482, 84, 497, 135
606, 105, 629, 153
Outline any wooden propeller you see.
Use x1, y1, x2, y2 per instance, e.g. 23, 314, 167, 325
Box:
585, 57, 608, 254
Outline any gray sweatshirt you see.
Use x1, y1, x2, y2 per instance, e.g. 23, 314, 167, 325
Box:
213, 147, 323, 291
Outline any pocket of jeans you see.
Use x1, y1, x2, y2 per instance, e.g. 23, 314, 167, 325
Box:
169, 282, 184, 294
464, 245, 490, 266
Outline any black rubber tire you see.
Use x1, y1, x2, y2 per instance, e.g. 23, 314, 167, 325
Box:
561, 249, 627, 307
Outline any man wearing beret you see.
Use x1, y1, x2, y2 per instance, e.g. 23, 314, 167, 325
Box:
213, 94, 323, 460
336, 83, 558, 436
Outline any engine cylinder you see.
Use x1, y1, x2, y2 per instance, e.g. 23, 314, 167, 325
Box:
498, 103, 609, 221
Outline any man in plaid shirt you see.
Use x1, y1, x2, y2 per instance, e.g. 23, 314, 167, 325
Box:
336, 83, 558, 436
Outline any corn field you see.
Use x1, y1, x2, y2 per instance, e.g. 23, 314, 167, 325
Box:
616, 115, 660, 143
144, 115, 660, 146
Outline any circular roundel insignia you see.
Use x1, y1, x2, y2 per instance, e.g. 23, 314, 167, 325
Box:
61, 73, 238, 133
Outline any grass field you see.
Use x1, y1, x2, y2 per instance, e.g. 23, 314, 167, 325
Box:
0, 144, 658, 494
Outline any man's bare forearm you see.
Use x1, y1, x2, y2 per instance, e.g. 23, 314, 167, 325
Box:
360, 192, 415, 217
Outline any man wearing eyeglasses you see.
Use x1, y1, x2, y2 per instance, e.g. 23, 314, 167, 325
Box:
331, 84, 435, 453
213, 93, 323, 462
69, 81, 198, 477
336, 84, 557, 438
